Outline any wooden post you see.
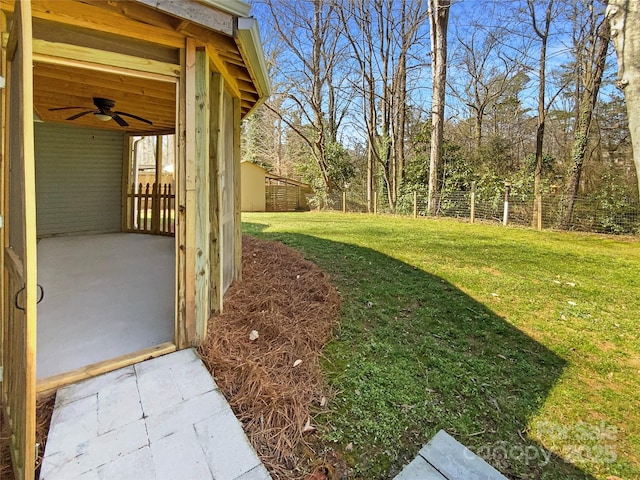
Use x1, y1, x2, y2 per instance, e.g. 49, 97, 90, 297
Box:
342, 191, 346, 213
413, 191, 418, 218
470, 181, 476, 224
536, 194, 543, 230
152, 135, 162, 234
233, 97, 242, 282
193, 47, 210, 341
374, 191, 378, 214
503, 182, 511, 226
208, 71, 224, 315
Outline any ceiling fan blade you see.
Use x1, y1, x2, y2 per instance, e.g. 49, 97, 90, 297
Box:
66, 110, 94, 121
49, 106, 88, 111
112, 114, 129, 127
114, 111, 153, 125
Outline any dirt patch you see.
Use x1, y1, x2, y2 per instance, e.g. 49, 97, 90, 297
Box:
198, 235, 342, 479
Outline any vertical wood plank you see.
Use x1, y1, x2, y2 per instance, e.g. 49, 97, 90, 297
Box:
2, 1, 37, 478
121, 135, 131, 232
0, 9, 8, 383
233, 96, 242, 282
208, 71, 223, 314
194, 47, 210, 341
183, 37, 197, 344
174, 44, 188, 348
153, 136, 162, 234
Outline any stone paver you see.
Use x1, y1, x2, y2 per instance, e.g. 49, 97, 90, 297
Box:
394, 456, 446, 480
40, 349, 272, 480
394, 430, 508, 480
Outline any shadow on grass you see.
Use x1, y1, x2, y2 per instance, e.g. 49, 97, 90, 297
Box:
243, 222, 600, 480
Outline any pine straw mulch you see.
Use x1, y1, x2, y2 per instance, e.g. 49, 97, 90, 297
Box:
1, 394, 56, 480
198, 235, 342, 479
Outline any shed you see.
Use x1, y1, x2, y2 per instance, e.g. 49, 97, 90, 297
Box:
241, 161, 312, 212
0, 1, 270, 479
241, 160, 267, 212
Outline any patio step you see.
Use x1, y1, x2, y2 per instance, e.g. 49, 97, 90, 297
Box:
395, 430, 508, 480
39, 348, 271, 480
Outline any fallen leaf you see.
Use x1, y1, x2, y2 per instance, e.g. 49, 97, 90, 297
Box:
568, 301, 577, 306
553, 280, 561, 284
346, 442, 353, 451
566, 282, 576, 287
293, 359, 303, 367
302, 417, 316, 433
497, 354, 507, 360
249, 330, 259, 341
320, 396, 328, 407
491, 293, 499, 297
561, 314, 567, 320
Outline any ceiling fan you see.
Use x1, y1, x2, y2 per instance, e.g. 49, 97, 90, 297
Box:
49, 97, 152, 127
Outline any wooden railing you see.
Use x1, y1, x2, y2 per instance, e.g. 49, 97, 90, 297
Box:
126, 183, 175, 235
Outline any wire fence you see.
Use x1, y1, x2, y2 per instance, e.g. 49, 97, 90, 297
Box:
322, 188, 639, 235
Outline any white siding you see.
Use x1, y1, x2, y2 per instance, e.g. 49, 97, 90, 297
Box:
35, 123, 124, 236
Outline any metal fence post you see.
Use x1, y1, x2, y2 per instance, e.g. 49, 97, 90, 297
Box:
470, 181, 476, 224
503, 182, 511, 226
413, 191, 418, 218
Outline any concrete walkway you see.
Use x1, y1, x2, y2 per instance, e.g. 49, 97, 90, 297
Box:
39, 349, 271, 480
395, 430, 507, 480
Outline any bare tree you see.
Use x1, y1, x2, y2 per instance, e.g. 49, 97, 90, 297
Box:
561, 0, 611, 228
262, 0, 349, 194
527, 0, 555, 229
427, 0, 451, 215
450, 26, 530, 158
608, 0, 640, 198
341, 0, 429, 212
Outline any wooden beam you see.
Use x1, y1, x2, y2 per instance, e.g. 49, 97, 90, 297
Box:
209, 72, 223, 314
37, 343, 176, 394
121, 136, 132, 232
32, 38, 181, 77
194, 47, 210, 340
205, 45, 241, 99
183, 37, 197, 343
174, 48, 188, 349
0, 0, 186, 48
233, 96, 242, 282
135, 0, 234, 36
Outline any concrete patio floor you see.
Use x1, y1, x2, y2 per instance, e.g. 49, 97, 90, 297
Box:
40, 348, 271, 480
37, 233, 175, 379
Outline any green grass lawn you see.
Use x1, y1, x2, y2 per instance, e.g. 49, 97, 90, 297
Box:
242, 212, 640, 480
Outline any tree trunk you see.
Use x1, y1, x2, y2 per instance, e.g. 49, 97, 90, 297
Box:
608, 0, 640, 198
427, 0, 451, 215
529, 0, 554, 230
561, 17, 611, 229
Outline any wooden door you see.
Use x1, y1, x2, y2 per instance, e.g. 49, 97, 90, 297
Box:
1, 1, 37, 479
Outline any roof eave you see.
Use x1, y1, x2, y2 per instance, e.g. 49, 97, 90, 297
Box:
236, 17, 271, 117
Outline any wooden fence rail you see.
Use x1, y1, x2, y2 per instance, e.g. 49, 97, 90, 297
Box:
126, 182, 175, 235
